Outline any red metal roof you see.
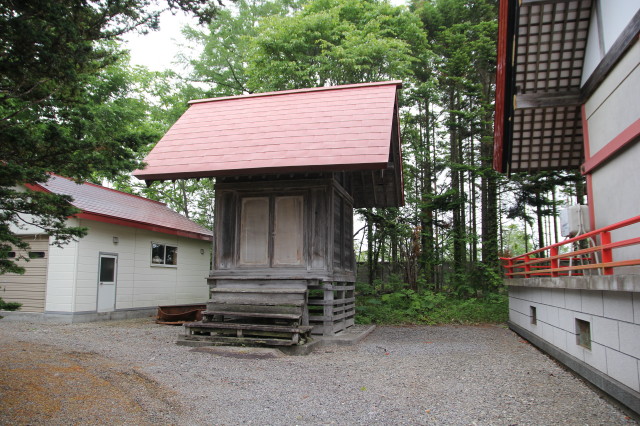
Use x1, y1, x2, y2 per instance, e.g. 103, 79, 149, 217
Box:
133, 81, 402, 181
30, 175, 212, 241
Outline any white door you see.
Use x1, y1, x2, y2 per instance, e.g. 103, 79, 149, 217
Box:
97, 253, 117, 312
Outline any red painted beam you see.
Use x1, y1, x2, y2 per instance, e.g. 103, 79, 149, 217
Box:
581, 117, 640, 174
492, 0, 512, 172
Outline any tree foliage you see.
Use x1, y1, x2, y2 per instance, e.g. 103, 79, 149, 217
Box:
246, 0, 425, 91
0, 0, 222, 273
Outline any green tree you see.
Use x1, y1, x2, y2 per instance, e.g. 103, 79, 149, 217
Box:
101, 65, 217, 229
0, 0, 222, 274
182, 0, 303, 96
412, 0, 498, 292
246, 0, 425, 91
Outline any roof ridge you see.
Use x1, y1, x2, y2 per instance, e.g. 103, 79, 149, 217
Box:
49, 174, 167, 206
188, 80, 403, 105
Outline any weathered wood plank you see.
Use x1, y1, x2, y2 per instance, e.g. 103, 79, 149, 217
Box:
203, 309, 302, 320
307, 297, 355, 306
185, 321, 312, 333
211, 287, 307, 294
182, 334, 298, 346
210, 297, 305, 307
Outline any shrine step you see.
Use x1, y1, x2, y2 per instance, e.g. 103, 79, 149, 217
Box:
183, 321, 313, 346
184, 321, 312, 334
202, 309, 302, 320
210, 288, 307, 294
180, 334, 302, 347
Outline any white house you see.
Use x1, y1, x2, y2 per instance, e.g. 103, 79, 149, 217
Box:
494, 0, 640, 415
0, 175, 213, 322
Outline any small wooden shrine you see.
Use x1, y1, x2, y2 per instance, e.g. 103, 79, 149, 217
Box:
134, 81, 404, 346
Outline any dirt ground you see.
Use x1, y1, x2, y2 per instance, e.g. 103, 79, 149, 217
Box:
0, 340, 181, 425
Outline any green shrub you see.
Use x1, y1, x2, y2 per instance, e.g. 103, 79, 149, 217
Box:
355, 290, 507, 325
0, 297, 22, 311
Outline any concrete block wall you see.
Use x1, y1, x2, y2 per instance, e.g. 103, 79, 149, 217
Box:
510, 286, 640, 393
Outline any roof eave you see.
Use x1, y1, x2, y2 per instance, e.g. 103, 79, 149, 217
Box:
75, 212, 213, 241
188, 80, 403, 105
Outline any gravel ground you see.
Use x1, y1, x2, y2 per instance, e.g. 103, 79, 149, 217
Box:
0, 318, 636, 425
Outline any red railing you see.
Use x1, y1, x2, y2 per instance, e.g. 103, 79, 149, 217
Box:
501, 215, 640, 278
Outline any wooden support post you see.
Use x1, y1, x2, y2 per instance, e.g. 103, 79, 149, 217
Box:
324, 283, 334, 336
550, 247, 559, 277
600, 231, 613, 275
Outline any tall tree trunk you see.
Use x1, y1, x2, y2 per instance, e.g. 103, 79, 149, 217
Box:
449, 88, 466, 281
419, 101, 436, 285
469, 136, 478, 264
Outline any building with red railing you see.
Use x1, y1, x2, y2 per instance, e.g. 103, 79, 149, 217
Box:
494, 0, 640, 415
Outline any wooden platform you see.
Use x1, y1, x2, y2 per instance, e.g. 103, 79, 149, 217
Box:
182, 287, 311, 346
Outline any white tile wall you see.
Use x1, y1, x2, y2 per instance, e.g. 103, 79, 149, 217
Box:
619, 322, 640, 358
540, 287, 554, 305
552, 326, 568, 352
566, 335, 586, 361
584, 341, 608, 373
510, 286, 640, 393
541, 322, 554, 342
604, 291, 634, 322
558, 309, 576, 332
606, 347, 640, 392
592, 316, 620, 350
565, 289, 582, 311
582, 290, 604, 316
551, 288, 566, 308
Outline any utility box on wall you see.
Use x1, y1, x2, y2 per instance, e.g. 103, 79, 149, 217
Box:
559, 205, 590, 237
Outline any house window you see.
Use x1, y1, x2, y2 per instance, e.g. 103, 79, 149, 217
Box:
576, 319, 591, 350
28, 251, 46, 259
151, 243, 177, 266
6, 251, 16, 258
238, 195, 304, 267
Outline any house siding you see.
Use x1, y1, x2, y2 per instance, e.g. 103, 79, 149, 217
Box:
0, 235, 49, 312
45, 238, 78, 312
72, 221, 210, 312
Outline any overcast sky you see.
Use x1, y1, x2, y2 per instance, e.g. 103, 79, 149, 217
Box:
121, 10, 199, 72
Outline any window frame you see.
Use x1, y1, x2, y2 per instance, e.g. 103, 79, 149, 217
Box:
151, 242, 178, 267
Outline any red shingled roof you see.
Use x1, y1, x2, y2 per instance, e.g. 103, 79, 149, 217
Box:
134, 81, 402, 181
29, 175, 212, 241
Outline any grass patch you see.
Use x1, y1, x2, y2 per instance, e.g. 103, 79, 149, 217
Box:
355, 287, 508, 325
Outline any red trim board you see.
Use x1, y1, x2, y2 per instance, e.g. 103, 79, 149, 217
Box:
75, 213, 213, 241
581, 117, 640, 174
